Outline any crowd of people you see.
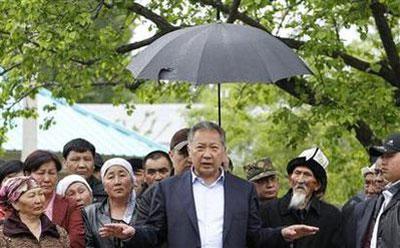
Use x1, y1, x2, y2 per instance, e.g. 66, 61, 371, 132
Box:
0, 120, 398, 247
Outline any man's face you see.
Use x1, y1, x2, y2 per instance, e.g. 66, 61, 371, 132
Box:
373, 173, 387, 193
380, 152, 400, 183
189, 129, 225, 180
64, 150, 95, 179
133, 169, 145, 194
364, 173, 376, 198
289, 166, 320, 199
253, 175, 279, 201
169, 146, 191, 175
144, 156, 171, 186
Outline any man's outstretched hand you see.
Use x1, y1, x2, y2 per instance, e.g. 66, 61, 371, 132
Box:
99, 223, 136, 240
281, 224, 319, 242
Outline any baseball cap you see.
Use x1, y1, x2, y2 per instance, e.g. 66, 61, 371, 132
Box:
170, 128, 189, 152
369, 133, 400, 157
246, 157, 277, 182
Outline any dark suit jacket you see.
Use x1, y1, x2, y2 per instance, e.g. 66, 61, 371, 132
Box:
126, 170, 283, 248
53, 194, 85, 248
348, 185, 400, 248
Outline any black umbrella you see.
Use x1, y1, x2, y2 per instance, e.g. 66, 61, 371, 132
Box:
128, 23, 311, 125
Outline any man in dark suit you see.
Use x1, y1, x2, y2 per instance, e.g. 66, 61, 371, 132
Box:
100, 121, 318, 248
347, 133, 400, 248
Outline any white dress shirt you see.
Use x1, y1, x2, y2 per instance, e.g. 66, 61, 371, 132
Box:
192, 169, 225, 248
370, 180, 400, 248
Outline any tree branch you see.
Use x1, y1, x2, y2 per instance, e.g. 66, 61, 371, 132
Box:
334, 52, 400, 87
226, 0, 241, 23
351, 120, 381, 147
0, 63, 21, 76
127, 2, 179, 32
116, 32, 168, 53
275, 78, 378, 148
370, 0, 400, 79
197, 0, 271, 33
90, 79, 145, 92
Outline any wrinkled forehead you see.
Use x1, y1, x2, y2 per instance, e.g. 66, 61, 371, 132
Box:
67, 150, 94, 159
190, 129, 224, 145
105, 165, 130, 176
291, 165, 315, 177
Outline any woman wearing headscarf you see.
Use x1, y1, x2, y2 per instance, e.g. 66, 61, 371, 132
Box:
0, 176, 69, 247
56, 174, 93, 209
0, 160, 24, 221
83, 158, 136, 248
24, 150, 85, 248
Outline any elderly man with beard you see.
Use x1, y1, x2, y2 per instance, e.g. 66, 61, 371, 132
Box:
260, 148, 342, 248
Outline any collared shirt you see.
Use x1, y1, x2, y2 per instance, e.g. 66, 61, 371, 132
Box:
370, 180, 400, 248
192, 168, 225, 248
44, 192, 56, 221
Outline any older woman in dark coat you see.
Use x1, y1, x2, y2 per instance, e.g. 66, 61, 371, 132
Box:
83, 158, 136, 248
0, 176, 69, 247
24, 150, 85, 248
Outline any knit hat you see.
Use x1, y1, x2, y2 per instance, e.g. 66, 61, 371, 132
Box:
0, 176, 40, 208
101, 158, 136, 183
246, 157, 277, 182
56, 174, 92, 197
287, 148, 329, 195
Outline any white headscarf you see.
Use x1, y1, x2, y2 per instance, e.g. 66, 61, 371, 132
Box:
101, 158, 136, 184
56, 174, 92, 197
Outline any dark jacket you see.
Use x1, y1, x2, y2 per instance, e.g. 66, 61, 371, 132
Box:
260, 190, 343, 248
83, 197, 136, 248
87, 175, 107, 203
349, 182, 400, 248
342, 191, 365, 219
125, 170, 284, 248
135, 183, 157, 225
0, 211, 70, 247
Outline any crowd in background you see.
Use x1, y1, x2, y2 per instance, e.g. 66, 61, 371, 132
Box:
0, 121, 398, 247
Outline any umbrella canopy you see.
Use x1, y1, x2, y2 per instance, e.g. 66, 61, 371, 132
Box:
128, 23, 311, 84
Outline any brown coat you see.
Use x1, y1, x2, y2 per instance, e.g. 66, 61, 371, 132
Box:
0, 212, 70, 248
52, 194, 85, 248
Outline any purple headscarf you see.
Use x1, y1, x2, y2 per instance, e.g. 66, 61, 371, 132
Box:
0, 176, 40, 209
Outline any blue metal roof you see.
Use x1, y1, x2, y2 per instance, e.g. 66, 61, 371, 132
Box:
2, 89, 167, 156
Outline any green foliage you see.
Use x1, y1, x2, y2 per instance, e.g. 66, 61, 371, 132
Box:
2, 0, 400, 205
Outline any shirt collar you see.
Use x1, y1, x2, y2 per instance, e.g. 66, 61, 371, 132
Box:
191, 166, 225, 186
384, 179, 400, 195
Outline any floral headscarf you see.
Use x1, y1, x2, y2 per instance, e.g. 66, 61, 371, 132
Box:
0, 176, 40, 209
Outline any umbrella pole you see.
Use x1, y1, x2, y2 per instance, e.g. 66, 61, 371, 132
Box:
218, 83, 221, 127
216, 3, 221, 127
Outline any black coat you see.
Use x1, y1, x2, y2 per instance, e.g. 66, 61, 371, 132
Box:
348, 182, 400, 248
260, 191, 343, 248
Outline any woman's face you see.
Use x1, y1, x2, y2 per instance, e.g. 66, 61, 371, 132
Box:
30, 161, 58, 197
65, 182, 93, 208
103, 165, 133, 200
13, 188, 45, 217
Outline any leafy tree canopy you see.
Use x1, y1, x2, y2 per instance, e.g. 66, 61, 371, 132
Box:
2, 0, 400, 203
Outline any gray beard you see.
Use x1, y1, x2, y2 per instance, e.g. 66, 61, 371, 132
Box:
288, 189, 307, 210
